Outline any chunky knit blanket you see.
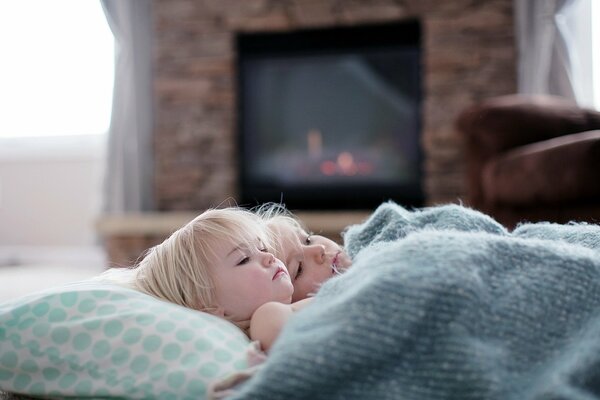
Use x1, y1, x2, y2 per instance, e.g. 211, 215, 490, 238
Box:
231, 202, 600, 400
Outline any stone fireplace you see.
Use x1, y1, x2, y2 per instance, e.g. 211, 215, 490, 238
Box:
237, 20, 423, 209
153, 0, 517, 211
97, 0, 518, 267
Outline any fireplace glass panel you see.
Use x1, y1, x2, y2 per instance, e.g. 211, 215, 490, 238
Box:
237, 21, 423, 209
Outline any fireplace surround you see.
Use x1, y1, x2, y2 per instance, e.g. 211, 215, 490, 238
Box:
153, 0, 517, 212
100, 0, 518, 267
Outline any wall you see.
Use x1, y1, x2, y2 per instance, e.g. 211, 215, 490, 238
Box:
0, 135, 106, 266
152, 0, 517, 210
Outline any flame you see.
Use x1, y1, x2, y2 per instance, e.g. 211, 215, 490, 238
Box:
337, 152, 358, 175
307, 129, 322, 158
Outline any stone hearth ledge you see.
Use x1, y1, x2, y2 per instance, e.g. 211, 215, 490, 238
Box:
96, 211, 371, 242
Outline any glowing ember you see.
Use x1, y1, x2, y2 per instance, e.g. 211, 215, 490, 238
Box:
318, 151, 375, 176
320, 160, 337, 176
358, 162, 375, 175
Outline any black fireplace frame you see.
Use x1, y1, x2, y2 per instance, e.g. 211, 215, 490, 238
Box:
235, 20, 424, 210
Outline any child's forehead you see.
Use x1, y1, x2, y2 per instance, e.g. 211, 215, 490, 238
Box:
233, 229, 268, 246
208, 234, 264, 259
211, 221, 267, 244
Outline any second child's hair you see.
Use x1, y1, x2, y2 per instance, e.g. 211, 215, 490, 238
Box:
254, 202, 305, 259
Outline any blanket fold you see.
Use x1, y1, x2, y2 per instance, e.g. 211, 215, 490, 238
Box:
231, 202, 600, 400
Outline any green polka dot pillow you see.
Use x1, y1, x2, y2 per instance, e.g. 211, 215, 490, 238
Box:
0, 282, 250, 399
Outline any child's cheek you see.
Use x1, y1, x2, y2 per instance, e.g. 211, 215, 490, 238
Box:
249, 269, 270, 283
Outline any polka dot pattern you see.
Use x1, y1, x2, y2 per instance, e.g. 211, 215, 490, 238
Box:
0, 282, 249, 398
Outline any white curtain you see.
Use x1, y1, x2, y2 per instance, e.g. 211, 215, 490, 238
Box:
514, 0, 595, 107
101, 0, 154, 213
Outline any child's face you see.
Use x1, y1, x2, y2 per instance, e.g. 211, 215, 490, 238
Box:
270, 222, 352, 302
208, 238, 294, 321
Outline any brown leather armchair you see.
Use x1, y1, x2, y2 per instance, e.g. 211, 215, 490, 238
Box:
456, 94, 600, 228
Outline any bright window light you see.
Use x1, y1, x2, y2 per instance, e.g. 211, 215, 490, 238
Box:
0, 1, 114, 138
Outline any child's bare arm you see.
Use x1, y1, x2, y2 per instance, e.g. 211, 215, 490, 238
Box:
250, 298, 313, 352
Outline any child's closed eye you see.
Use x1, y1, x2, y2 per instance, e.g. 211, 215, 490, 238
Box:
295, 262, 304, 280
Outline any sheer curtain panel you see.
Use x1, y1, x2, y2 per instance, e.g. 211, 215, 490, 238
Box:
514, 0, 595, 106
101, 0, 154, 213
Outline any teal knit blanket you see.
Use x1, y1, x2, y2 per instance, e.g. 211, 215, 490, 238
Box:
232, 202, 600, 400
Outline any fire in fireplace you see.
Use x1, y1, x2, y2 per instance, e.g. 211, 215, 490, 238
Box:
236, 20, 423, 210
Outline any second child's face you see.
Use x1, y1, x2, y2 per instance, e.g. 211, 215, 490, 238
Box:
270, 222, 352, 302
209, 238, 294, 321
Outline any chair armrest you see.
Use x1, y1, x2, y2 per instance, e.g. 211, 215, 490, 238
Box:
481, 130, 600, 205
457, 94, 600, 207
456, 94, 600, 156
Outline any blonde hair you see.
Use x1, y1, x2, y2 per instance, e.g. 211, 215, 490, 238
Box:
98, 207, 273, 318
254, 203, 305, 260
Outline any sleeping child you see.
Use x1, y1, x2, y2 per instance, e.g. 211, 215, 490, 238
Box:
255, 202, 353, 302
95, 205, 349, 352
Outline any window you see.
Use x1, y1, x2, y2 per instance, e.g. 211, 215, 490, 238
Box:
0, 0, 114, 138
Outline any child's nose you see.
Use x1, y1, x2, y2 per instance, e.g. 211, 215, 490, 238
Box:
262, 252, 276, 267
306, 244, 326, 264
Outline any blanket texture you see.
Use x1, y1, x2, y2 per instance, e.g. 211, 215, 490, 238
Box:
231, 202, 600, 400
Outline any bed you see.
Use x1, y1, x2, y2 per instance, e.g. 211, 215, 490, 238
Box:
2, 202, 600, 399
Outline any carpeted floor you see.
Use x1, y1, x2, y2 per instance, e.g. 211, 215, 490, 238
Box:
0, 260, 106, 399
0, 262, 105, 304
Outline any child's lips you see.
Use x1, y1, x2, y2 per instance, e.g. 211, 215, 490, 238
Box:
273, 266, 287, 280
330, 251, 342, 275
331, 250, 351, 273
